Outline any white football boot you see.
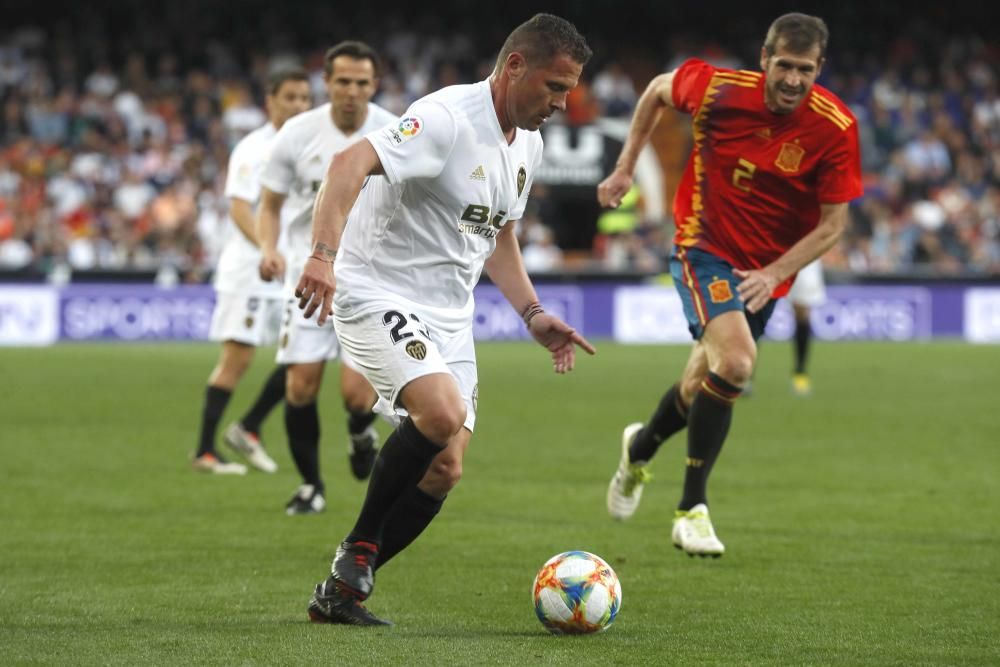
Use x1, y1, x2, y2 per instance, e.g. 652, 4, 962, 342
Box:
191, 452, 247, 475
606, 423, 651, 520
672, 503, 725, 557
224, 422, 278, 473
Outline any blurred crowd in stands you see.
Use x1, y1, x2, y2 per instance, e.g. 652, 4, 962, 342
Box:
0, 7, 997, 279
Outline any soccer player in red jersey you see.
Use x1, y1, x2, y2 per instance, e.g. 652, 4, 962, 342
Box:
598, 13, 862, 556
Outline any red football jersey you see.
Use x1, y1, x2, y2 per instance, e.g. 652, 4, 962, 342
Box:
671, 58, 863, 296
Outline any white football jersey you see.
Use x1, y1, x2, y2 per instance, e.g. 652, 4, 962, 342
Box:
214, 122, 283, 296
260, 102, 397, 274
336, 80, 543, 331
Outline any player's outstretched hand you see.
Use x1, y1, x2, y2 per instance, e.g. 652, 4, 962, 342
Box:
597, 170, 633, 209
527, 312, 596, 374
734, 267, 780, 314
295, 257, 335, 325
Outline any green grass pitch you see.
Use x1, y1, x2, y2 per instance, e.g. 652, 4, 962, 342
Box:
1, 341, 998, 665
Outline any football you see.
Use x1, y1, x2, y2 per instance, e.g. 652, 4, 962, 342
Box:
531, 551, 622, 634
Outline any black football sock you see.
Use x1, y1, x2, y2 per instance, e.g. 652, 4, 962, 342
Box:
794, 318, 811, 375
679, 373, 742, 510
196, 386, 231, 456
374, 486, 445, 571
347, 408, 377, 437
285, 401, 323, 493
239, 365, 286, 435
348, 417, 444, 546
629, 383, 689, 463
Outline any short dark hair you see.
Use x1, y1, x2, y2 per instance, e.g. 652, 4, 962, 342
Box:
267, 67, 309, 96
495, 13, 592, 73
324, 40, 381, 78
764, 13, 829, 59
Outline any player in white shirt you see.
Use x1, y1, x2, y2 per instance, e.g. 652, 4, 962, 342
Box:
787, 258, 826, 395
192, 69, 311, 476
295, 14, 594, 625
257, 42, 397, 515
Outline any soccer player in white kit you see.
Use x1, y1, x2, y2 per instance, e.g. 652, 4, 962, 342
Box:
295, 14, 595, 625
257, 42, 397, 514
192, 69, 311, 476
787, 258, 826, 395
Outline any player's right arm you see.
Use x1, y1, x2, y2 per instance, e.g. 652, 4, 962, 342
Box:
295, 139, 384, 323
228, 198, 257, 245
258, 120, 302, 282
224, 132, 264, 245
298, 102, 454, 324
256, 187, 286, 281
597, 70, 676, 208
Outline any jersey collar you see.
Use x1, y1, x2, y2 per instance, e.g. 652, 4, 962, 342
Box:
480, 79, 519, 148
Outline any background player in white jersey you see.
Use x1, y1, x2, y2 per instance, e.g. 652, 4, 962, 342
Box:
295, 14, 594, 625
257, 42, 397, 514
787, 258, 826, 395
192, 69, 311, 475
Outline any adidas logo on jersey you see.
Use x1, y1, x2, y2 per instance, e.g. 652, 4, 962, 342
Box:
469, 165, 486, 181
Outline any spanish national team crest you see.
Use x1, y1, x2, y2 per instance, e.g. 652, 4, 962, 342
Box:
405, 340, 427, 360
244, 317, 254, 329
517, 164, 527, 197
708, 279, 734, 304
775, 141, 805, 173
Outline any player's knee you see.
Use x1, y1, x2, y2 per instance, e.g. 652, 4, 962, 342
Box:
341, 373, 374, 413
342, 392, 374, 415
215, 351, 251, 384
286, 373, 320, 405
714, 351, 756, 387
227, 357, 252, 378
412, 404, 466, 446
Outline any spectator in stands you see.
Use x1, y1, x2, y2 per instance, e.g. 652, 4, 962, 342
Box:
0, 8, 997, 278
519, 216, 564, 273
592, 62, 637, 117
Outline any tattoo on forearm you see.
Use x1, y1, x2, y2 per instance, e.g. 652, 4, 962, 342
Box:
313, 242, 338, 259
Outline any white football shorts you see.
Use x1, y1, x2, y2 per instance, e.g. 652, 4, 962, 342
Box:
209, 292, 283, 345
334, 301, 478, 432
788, 259, 827, 307
275, 296, 343, 365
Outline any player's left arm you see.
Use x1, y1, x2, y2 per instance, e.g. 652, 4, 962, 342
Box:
484, 223, 595, 373
735, 202, 849, 313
